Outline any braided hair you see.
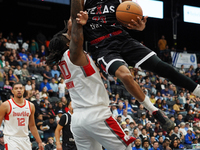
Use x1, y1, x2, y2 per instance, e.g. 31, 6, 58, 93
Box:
46, 20, 70, 66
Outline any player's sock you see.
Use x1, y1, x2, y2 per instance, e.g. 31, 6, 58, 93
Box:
140, 95, 158, 114
193, 84, 200, 97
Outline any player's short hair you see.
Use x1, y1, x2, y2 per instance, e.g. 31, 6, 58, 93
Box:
12, 82, 23, 89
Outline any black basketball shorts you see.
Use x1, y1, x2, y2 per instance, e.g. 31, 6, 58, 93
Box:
90, 30, 156, 76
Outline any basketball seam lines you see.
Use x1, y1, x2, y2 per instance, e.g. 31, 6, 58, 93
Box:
116, 11, 143, 16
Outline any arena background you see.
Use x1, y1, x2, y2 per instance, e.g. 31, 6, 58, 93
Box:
0, 0, 200, 53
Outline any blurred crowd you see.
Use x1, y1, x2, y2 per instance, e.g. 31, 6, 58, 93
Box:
1, 31, 200, 150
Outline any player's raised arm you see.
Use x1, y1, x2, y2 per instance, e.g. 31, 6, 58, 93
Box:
69, 0, 88, 66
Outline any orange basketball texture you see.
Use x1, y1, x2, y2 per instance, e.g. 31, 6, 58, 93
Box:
116, 1, 143, 27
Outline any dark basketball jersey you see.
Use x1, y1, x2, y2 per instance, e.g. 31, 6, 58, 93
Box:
59, 112, 75, 147
84, 0, 126, 42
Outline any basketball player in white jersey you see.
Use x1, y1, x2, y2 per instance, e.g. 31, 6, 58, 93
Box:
46, 1, 136, 150
0, 82, 44, 150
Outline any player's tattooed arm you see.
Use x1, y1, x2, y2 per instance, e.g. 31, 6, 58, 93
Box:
70, 0, 88, 66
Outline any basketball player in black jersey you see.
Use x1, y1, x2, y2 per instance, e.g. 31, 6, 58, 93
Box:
78, 0, 200, 132
55, 101, 77, 150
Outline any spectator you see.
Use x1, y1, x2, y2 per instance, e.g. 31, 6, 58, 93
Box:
19, 48, 28, 62
166, 129, 176, 141
13, 65, 22, 80
12, 40, 19, 50
47, 103, 56, 117
172, 126, 184, 141
0, 131, 4, 150
60, 96, 69, 112
185, 128, 196, 145
161, 100, 170, 114
173, 100, 182, 114
58, 78, 66, 98
133, 128, 139, 139
8, 55, 18, 69
132, 138, 143, 150
35, 114, 44, 130
3, 80, 12, 90
121, 122, 127, 130
116, 115, 122, 124
50, 78, 58, 96
158, 35, 167, 58
150, 136, 156, 148
156, 130, 166, 141
39, 78, 53, 92
130, 98, 139, 114
51, 65, 60, 78
154, 99, 162, 109
22, 40, 29, 51
43, 115, 57, 142
154, 122, 162, 134
21, 63, 31, 80
25, 80, 32, 91
32, 53, 40, 67
185, 110, 194, 123
0, 56, 5, 68
3, 61, 11, 74
158, 136, 164, 147
142, 140, 150, 150
179, 122, 187, 136
44, 137, 56, 150
124, 128, 129, 136
178, 92, 186, 104
179, 64, 185, 75
122, 109, 134, 122
140, 113, 148, 126
124, 100, 134, 115
16, 32, 23, 47
137, 123, 144, 136
117, 102, 124, 115
139, 128, 149, 143
39, 87, 49, 100
149, 141, 160, 150
6, 69, 19, 86
128, 121, 135, 134
170, 139, 179, 150
39, 45, 46, 57
194, 113, 200, 122
137, 104, 146, 118
43, 66, 52, 81
30, 39, 39, 55
150, 94, 156, 105
155, 91, 163, 101
55, 101, 66, 115
111, 104, 118, 118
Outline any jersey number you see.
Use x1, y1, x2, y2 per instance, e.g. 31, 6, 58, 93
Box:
59, 61, 71, 80
17, 118, 25, 126
92, 16, 107, 23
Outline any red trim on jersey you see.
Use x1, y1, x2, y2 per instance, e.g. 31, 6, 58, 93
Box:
28, 101, 31, 114
12, 98, 26, 108
67, 50, 70, 58
5, 143, 8, 150
66, 81, 75, 89
59, 61, 71, 80
82, 55, 95, 77
5, 100, 12, 120
105, 116, 136, 146
90, 30, 122, 45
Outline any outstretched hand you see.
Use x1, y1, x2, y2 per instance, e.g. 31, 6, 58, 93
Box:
76, 11, 88, 25
127, 16, 148, 31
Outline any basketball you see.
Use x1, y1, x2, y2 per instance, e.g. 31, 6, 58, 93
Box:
116, 1, 143, 27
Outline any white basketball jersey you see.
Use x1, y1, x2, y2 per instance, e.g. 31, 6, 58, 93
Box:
59, 50, 110, 109
3, 99, 31, 137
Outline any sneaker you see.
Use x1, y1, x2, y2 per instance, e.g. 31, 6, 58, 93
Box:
153, 110, 174, 132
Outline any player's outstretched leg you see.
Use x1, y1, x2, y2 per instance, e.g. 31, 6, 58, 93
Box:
115, 65, 174, 132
